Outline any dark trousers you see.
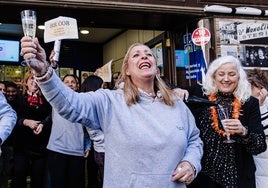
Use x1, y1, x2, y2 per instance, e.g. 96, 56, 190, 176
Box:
86, 149, 99, 188
0, 146, 14, 188
47, 150, 85, 188
187, 173, 223, 188
13, 151, 46, 188
94, 151, 104, 187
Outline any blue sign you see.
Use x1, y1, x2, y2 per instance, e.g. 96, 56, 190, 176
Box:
184, 50, 207, 81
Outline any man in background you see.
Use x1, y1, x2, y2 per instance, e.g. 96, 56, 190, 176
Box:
0, 91, 17, 188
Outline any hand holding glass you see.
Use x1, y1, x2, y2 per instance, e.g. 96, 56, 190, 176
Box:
217, 105, 235, 143
20, 10, 36, 66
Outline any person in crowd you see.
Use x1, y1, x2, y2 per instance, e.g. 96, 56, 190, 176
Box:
244, 52, 256, 67
186, 56, 267, 188
0, 91, 17, 150
5, 81, 22, 112
247, 69, 268, 188
0, 81, 8, 188
0, 92, 17, 188
0, 81, 21, 188
111, 72, 120, 89
0, 81, 6, 95
255, 48, 268, 67
80, 75, 105, 188
21, 37, 203, 188
46, 74, 90, 188
12, 70, 52, 188
101, 82, 109, 89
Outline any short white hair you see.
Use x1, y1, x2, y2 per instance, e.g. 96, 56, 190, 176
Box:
203, 55, 251, 103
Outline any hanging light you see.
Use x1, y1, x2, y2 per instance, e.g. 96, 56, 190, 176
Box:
204, 5, 233, 14
80, 29, 89, 34
235, 7, 262, 15
38, 25, 45, 30
204, 5, 267, 16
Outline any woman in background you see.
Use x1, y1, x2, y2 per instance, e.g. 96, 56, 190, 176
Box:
81, 75, 105, 188
13, 70, 52, 188
46, 74, 90, 188
247, 69, 268, 188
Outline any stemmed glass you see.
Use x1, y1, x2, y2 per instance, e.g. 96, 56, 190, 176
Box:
20, 10, 36, 66
217, 105, 235, 143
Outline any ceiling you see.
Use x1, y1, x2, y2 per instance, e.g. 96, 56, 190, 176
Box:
0, 3, 204, 44
0, 23, 125, 44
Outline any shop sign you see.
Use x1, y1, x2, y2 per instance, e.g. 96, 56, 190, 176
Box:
191, 27, 211, 46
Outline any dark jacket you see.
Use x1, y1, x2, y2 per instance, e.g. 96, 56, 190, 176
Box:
186, 85, 266, 188
13, 93, 52, 156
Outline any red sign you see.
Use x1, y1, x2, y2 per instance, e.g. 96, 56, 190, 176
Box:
191, 27, 211, 46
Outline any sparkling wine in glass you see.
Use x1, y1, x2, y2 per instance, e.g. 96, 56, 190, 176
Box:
217, 105, 235, 144
20, 10, 36, 66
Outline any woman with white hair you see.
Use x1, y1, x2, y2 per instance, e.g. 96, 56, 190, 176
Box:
188, 56, 266, 188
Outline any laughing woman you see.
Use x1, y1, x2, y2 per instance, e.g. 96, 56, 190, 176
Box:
20, 36, 203, 188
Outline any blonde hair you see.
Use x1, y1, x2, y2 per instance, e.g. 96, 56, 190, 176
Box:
203, 55, 251, 103
116, 43, 177, 106
22, 70, 41, 96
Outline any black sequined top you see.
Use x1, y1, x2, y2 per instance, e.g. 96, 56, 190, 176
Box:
197, 92, 267, 188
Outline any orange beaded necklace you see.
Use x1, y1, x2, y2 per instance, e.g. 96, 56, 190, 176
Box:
208, 93, 242, 137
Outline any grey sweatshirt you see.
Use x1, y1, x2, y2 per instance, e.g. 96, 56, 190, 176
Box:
47, 109, 90, 156
39, 72, 203, 188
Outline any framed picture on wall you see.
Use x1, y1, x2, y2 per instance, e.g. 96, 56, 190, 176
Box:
243, 46, 268, 68
154, 42, 163, 66
81, 71, 94, 83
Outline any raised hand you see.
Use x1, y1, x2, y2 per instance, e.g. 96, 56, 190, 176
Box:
258, 88, 268, 106
20, 36, 49, 76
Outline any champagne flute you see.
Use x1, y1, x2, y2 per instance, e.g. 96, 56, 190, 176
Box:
217, 105, 235, 144
20, 10, 36, 66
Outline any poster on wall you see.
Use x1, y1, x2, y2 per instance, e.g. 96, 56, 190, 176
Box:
220, 45, 239, 57
59, 67, 74, 80
215, 18, 268, 69
184, 50, 207, 82
151, 42, 164, 76
4, 66, 23, 86
175, 50, 188, 67
237, 22, 268, 44
81, 71, 94, 83
217, 19, 268, 45
154, 43, 163, 67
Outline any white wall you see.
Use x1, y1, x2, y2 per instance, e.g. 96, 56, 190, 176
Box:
103, 30, 163, 73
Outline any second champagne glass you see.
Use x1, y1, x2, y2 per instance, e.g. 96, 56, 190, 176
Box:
217, 105, 235, 144
20, 10, 36, 66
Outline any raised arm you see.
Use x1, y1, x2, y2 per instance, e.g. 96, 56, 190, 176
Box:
0, 92, 17, 144
20, 36, 51, 81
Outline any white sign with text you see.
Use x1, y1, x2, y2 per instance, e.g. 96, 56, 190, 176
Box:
44, 16, 78, 43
